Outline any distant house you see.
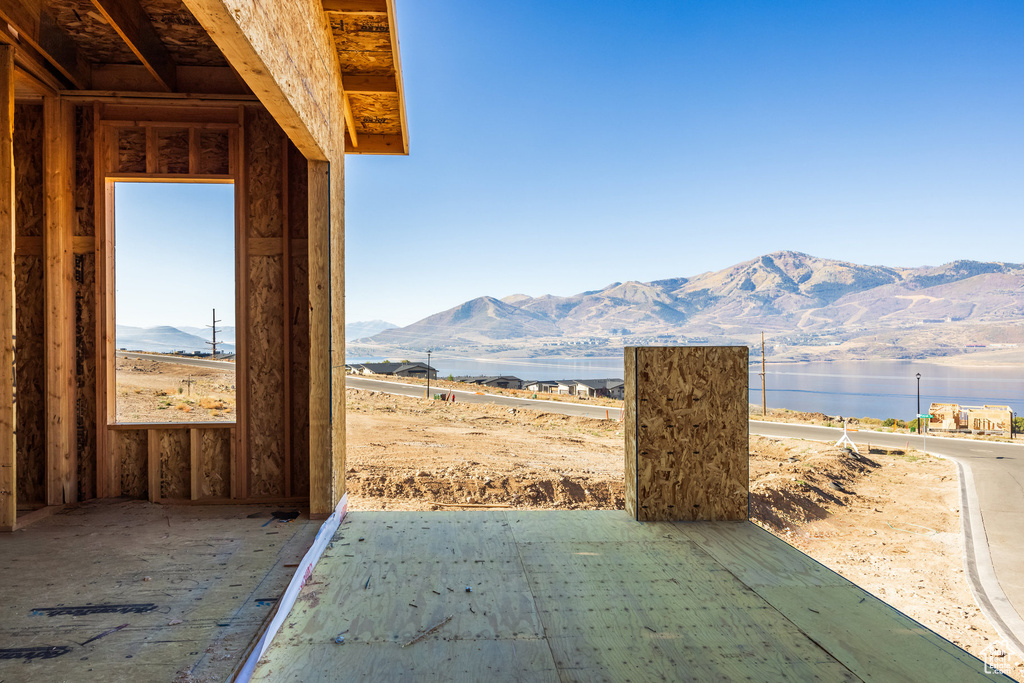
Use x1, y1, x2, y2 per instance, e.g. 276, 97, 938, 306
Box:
455, 376, 523, 390
574, 378, 626, 400
351, 362, 437, 380
929, 402, 1013, 435
555, 380, 578, 396
523, 380, 558, 393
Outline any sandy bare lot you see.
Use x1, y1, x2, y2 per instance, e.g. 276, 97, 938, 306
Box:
115, 356, 236, 423
346, 387, 1013, 666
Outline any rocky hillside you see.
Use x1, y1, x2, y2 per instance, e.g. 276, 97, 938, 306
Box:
361, 252, 1024, 359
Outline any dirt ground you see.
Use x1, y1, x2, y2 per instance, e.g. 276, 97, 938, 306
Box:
115, 357, 236, 423
346, 387, 1014, 668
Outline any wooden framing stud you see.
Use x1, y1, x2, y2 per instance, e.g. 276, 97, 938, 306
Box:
0, 45, 16, 531
307, 159, 332, 516
43, 95, 76, 506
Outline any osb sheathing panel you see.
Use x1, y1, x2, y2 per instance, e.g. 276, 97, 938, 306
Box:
627, 346, 749, 522
200, 429, 231, 498
288, 145, 309, 495
245, 107, 284, 238
75, 254, 97, 501
74, 106, 95, 237
243, 106, 287, 497
349, 93, 401, 136
45, 0, 140, 65
115, 430, 149, 499
199, 129, 229, 175
156, 128, 189, 174
14, 105, 45, 504
14, 105, 43, 237
328, 15, 395, 76
117, 128, 147, 173
156, 429, 190, 499
15, 258, 45, 504
142, 0, 228, 67
247, 256, 285, 497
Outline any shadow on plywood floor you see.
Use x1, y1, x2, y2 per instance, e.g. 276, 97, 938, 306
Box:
0, 499, 318, 682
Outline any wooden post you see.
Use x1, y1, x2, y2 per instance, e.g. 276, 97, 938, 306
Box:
308, 159, 332, 516
0, 46, 16, 531
624, 346, 749, 522
329, 148, 345, 508
43, 96, 76, 506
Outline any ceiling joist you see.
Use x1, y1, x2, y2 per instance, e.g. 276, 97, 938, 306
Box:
90, 0, 177, 92
0, 0, 90, 88
322, 0, 387, 14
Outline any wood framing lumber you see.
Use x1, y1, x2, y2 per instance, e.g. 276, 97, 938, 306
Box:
0, 46, 16, 532
43, 95, 76, 506
307, 159, 332, 516
182, 0, 346, 162
386, 0, 408, 154
341, 73, 397, 93
90, 0, 177, 92
322, 0, 387, 13
343, 132, 402, 154
0, 0, 90, 88
329, 147, 345, 510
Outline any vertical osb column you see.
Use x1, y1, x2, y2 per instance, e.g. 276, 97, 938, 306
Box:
43, 96, 76, 506
242, 106, 287, 499
0, 46, 16, 531
308, 159, 332, 517
624, 346, 748, 522
287, 144, 310, 497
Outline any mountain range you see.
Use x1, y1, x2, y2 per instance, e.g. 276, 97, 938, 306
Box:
352, 251, 1024, 361
117, 325, 236, 355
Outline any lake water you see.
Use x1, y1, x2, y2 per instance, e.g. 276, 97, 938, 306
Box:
346, 355, 1023, 420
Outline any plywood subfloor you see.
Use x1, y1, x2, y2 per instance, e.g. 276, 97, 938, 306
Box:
253, 511, 1008, 682
0, 500, 318, 682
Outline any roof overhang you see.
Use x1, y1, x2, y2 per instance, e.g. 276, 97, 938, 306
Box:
323, 0, 408, 155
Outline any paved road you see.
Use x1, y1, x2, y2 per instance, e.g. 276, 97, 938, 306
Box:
348, 375, 1024, 655
116, 351, 236, 371
754, 421, 1024, 657
346, 376, 624, 420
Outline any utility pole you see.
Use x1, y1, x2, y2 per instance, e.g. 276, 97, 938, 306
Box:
206, 308, 222, 358
760, 331, 767, 417
425, 349, 432, 399
916, 372, 921, 436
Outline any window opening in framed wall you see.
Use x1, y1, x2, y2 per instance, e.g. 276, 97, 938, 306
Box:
113, 182, 236, 424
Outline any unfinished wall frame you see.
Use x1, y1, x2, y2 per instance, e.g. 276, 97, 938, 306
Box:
91, 102, 313, 505
2, 0, 406, 529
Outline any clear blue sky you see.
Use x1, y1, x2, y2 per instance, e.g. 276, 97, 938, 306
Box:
115, 182, 235, 328
113, 1, 1024, 330
346, 0, 1024, 325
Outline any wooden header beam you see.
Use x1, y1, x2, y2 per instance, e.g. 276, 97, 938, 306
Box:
90, 0, 177, 92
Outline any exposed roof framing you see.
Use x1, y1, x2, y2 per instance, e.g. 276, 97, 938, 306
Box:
0, 0, 90, 87
323, 0, 407, 154
90, 0, 175, 90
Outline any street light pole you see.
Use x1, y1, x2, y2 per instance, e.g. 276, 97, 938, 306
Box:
426, 349, 432, 399
916, 372, 921, 435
